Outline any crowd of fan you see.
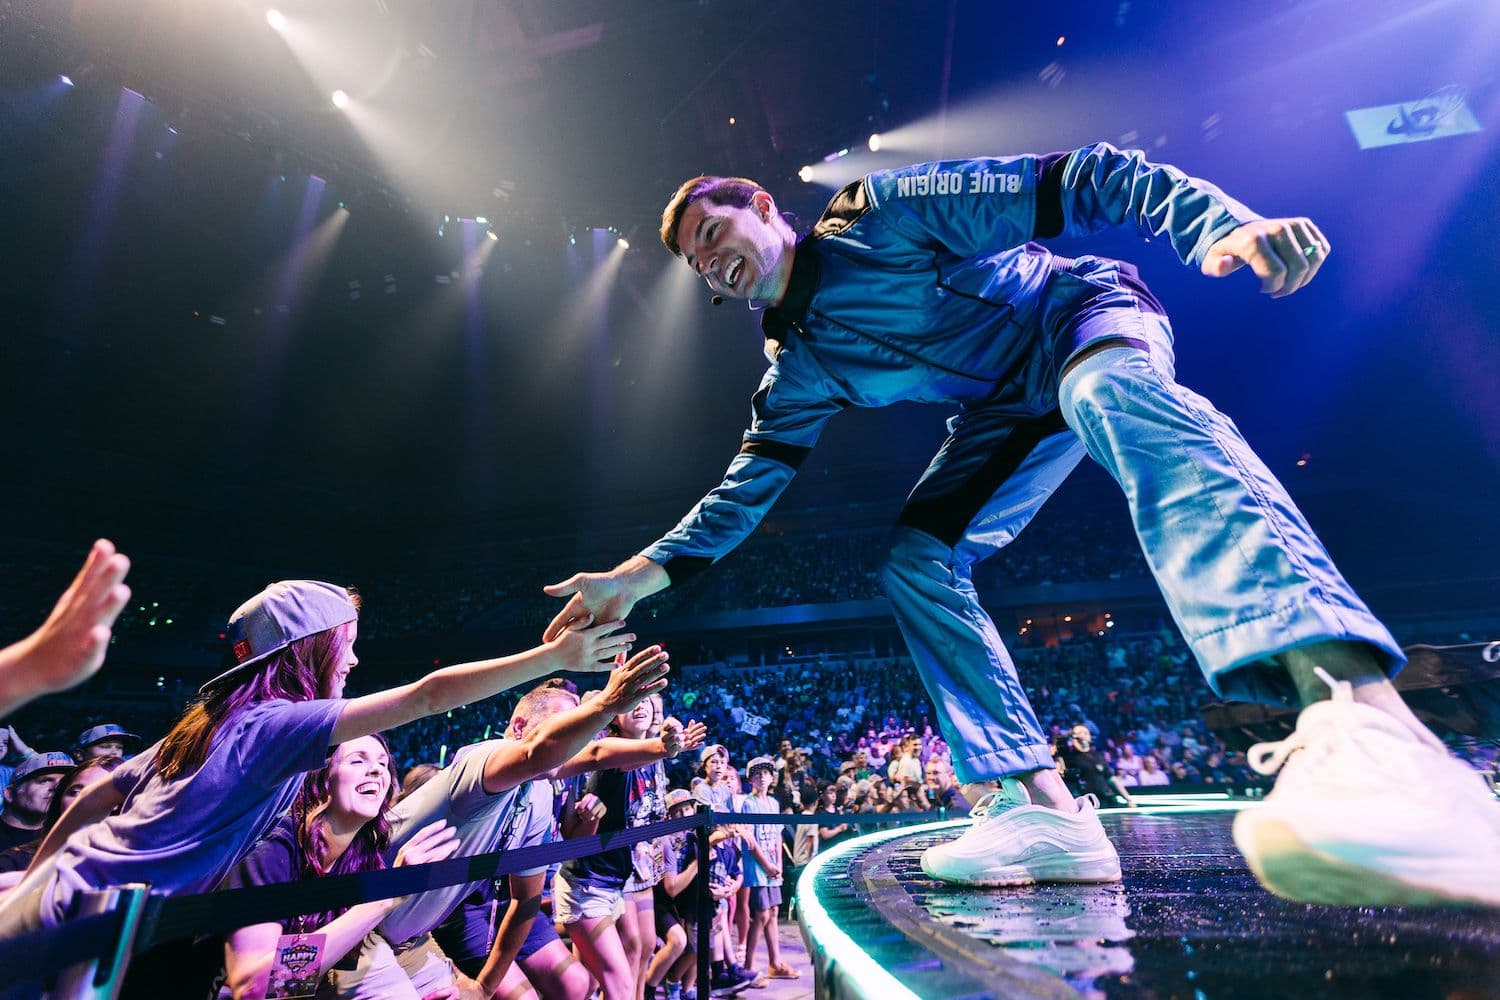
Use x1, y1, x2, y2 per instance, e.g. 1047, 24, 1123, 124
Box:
0, 541, 1495, 1000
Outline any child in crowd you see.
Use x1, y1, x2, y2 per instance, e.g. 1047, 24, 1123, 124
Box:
0, 579, 636, 937
645, 790, 701, 1000
706, 823, 753, 995
739, 757, 797, 983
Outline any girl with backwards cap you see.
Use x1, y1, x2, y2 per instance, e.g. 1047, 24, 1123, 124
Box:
0, 579, 656, 937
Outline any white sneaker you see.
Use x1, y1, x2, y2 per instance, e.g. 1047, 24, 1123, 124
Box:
1232, 667, 1500, 907
919, 778, 1122, 886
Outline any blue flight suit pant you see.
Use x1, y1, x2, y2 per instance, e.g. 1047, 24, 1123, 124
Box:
879, 302, 1402, 784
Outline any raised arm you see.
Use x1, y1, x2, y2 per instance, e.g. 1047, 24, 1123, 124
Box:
554, 719, 707, 780
0, 539, 130, 716
544, 348, 845, 642
1047, 143, 1329, 297
332, 620, 634, 745
867, 145, 1325, 297
482, 647, 671, 793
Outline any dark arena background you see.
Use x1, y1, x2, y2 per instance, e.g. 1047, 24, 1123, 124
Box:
1, 2, 1498, 998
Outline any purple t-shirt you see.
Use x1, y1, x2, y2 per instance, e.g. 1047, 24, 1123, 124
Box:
42, 698, 345, 924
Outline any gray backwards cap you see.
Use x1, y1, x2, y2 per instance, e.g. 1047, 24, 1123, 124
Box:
200, 580, 358, 693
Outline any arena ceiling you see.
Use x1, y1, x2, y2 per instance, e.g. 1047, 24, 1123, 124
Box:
1, 0, 1496, 571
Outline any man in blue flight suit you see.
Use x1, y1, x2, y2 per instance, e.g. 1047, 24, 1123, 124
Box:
543, 144, 1499, 907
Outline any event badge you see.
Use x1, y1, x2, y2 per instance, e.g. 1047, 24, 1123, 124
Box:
268, 933, 326, 998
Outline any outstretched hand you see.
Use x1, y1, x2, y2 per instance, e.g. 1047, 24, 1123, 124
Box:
394, 820, 461, 869
597, 647, 671, 716
543, 570, 643, 643
662, 718, 708, 758
1202, 217, 1331, 298
547, 618, 636, 671
0, 539, 131, 716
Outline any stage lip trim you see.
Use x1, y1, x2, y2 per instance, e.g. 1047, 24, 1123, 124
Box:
797, 819, 968, 1000
796, 795, 1251, 998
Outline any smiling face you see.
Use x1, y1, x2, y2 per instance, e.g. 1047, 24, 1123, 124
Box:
675, 193, 793, 304
324, 735, 392, 825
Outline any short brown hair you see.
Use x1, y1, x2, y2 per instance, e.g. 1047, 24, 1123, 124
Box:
510, 679, 580, 733
659, 175, 765, 255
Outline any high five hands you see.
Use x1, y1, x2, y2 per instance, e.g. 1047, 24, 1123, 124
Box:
1202, 217, 1331, 298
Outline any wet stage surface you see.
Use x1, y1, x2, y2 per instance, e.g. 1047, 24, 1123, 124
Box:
811, 807, 1500, 999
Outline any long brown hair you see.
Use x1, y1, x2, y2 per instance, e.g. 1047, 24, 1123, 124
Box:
287, 734, 398, 930
154, 623, 354, 780
295, 734, 398, 874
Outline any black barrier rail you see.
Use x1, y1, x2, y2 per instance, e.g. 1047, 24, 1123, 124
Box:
144, 810, 707, 948
0, 807, 959, 996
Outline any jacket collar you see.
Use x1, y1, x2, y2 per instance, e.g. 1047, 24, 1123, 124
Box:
761, 238, 819, 343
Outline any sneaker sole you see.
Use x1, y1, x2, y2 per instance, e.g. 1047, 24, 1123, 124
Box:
921, 848, 1122, 887
1233, 813, 1496, 908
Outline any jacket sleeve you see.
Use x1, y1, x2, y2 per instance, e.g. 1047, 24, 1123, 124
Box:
863, 145, 1260, 269
862, 155, 1042, 258
1044, 142, 1262, 268
639, 345, 847, 583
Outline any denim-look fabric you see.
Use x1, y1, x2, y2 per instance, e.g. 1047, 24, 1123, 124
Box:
638, 144, 1402, 784
883, 309, 1400, 782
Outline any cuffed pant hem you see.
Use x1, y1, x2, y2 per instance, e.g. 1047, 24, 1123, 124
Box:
1198, 594, 1405, 706
952, 742, 1057, 785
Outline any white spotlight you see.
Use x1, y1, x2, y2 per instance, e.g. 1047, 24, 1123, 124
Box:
868, 132, 882, 152
617, 237, 629, 250
331, 89, 350, 110
59, 74, 74, 87
486, 231, 498, 242
265, 9, 286, 32
798, 165, 814, 183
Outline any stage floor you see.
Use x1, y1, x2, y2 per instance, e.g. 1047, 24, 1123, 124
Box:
797, 798, 1500, 999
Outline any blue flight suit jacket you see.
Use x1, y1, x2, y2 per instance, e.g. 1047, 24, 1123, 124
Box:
641, 143, 1260, 581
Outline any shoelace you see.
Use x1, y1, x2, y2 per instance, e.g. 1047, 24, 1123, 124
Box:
968, 790, 1002, 820
968, 782, 1035, 821
1245, 667, 1421, 783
